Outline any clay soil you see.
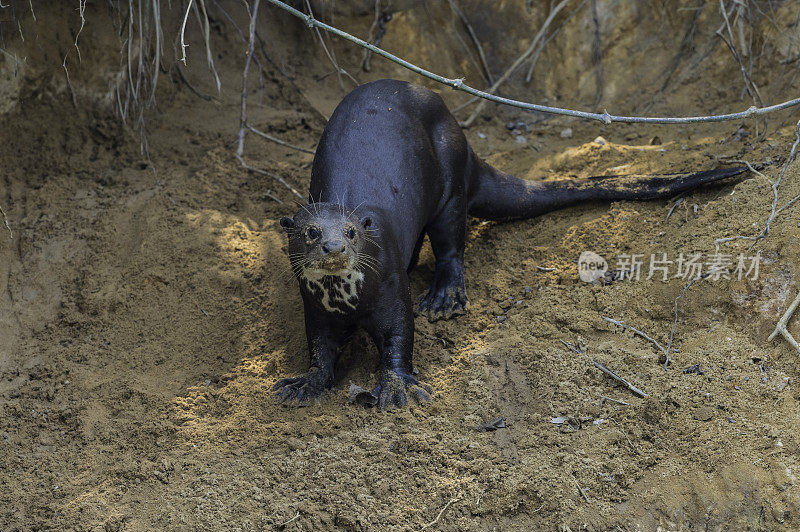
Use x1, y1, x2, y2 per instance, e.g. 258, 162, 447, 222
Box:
3, 1, 800, 530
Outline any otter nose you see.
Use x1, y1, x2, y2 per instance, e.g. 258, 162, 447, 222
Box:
321, 240, 345, 255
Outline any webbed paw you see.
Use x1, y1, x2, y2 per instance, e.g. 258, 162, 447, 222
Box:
272, 366, 333, 403
370, 370, 432, 409
416, 285, 468, 322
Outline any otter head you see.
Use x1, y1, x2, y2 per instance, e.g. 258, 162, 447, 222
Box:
280, 203, 374, 278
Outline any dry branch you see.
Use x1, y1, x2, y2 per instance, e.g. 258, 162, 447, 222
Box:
447, 0, 493, 85
303, 0, 358, 89
603, 316, 665, 354
592, 360, 648, 398
236, 154, 303, 201
715, 119, 800, 248
262, 0, 800, 125
247, 125, 316, 155
768, 291, 800, 354
462, 0, 571, 127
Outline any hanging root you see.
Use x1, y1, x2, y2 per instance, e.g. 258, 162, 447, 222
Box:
0, 204, 11, 240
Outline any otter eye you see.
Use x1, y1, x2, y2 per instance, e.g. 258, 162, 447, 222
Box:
306, 227, 320, 240
346, 227, 356, 239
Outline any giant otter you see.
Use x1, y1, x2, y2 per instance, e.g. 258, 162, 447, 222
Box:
274, 79, 744, 408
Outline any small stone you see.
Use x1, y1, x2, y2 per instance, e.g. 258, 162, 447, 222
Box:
560, 128, 573, 139
771, 375, 790, 391
649, 136, 662, 145
515, 135, 527, 144
496, 315, 507, 323
694, 406, 714, 421
593, 136, 606, 145
477, 132, 487, 139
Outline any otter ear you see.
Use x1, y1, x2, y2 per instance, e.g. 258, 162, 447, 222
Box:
279, 217, 296, 232
360, 216, 372, 229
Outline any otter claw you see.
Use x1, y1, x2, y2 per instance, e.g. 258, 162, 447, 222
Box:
273, 367, 332, 404
370, 370, 432, 409
416, 286, 468, 322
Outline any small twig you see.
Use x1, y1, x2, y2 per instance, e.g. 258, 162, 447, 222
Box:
665, 196, 685, 221
278, 511, 300, 528
767, 291, 800, 354
603, 316, 665, 353
236, 154, 300, 201
175, 65, 214, 101
665, 272, 713, 370
589, 0, 604, 107
193, 0, 221, 92
560, 339, 582, 354
421, 497, 461, 530
74, 0, 87, 63
715, 119, 800, 249
447, 0, 493, 85
592, 360, 648, 398
463, 0, 570, 128
362, 8, 391, 73
263, 0, 800, 125
717, 0, 764, 108
600, 395, 629, 406
660, 0, 704, 92
236, 0, 260, 157
525, 0, 588, 84
247, 125, 315, 154
0, 204, 12, 240
575, 479, 591, 503
179, 0, 194, 65
611, 418, 638, 452
303, 0, 357, 89
62, 54, 78, 108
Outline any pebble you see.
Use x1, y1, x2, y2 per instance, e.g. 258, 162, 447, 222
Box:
593, 136, 606, 145
560, 128, 573, 139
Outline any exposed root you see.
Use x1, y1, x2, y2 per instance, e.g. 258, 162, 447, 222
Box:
715, 119, 800, 249
420, 497, 461, 530
247, 125, 315, 155
462, 0, 570, 127
0, 204, 11, 240
768, 291, 800, 354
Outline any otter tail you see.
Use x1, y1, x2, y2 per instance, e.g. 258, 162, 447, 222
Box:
467, 157, 746, 222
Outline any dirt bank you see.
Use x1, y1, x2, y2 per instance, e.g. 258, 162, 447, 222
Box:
2, 1, 800, 529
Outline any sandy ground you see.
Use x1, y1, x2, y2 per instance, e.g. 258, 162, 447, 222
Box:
3, 1, 800, 530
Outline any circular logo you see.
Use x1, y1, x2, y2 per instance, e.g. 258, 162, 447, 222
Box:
578, 251, 608, 283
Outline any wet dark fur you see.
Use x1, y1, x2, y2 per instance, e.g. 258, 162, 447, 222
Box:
274, 79, 745, 408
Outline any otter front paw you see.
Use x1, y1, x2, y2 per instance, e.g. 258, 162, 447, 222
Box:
272, 366, 333, 403
370, 370, 432, 409
416, 285, 468, 322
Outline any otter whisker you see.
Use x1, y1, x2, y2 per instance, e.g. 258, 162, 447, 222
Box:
348, 201, 366, 218
362, 238, 383, 251
357, 253, 381, 264
358, 263, 381, 274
